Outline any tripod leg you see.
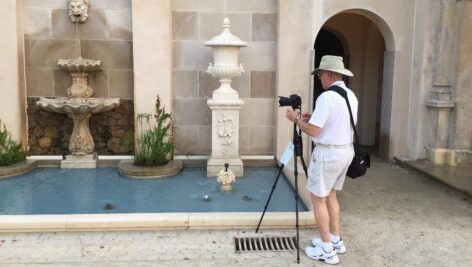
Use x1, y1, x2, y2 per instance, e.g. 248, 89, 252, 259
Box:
255, 163, 285, 233
292, 123, 301, 263
300, 155, 308, 179
294, 155, 300, 263
296, 128, 309, 179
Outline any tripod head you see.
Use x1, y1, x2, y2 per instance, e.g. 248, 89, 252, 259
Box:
279, 93, 303, 157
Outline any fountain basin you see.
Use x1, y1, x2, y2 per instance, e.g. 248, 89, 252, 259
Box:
0, 166, 308, 213
57, 57, 101, 73
0, 166, 312, 232
37, 97, 120, 114
37, 97, 120, 166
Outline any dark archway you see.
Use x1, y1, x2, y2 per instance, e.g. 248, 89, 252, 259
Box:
313, 29, 346, 107
310, 29, 347, 151
313, 14, 388, 157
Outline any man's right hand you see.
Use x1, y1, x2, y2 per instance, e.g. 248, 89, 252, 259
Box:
302, 112, 311, 123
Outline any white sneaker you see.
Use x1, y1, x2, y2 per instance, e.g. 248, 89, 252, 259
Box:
304, 246, 339, 265
312, 237, 347, 254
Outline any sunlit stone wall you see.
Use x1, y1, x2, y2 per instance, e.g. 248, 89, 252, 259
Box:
172, 0, 277, 155
452, 0, 472, 164
23, 0, 133, 155
23, 0, 133, 98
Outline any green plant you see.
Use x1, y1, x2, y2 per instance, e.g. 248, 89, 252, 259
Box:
122, 128, 135, 154
0, 120, 26, 167
133, 96, 174, 166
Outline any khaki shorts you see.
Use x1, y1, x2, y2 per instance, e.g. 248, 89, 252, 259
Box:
306, 144, 354, 197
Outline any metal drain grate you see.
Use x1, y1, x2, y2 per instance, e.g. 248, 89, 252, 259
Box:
234, 236, 297, 252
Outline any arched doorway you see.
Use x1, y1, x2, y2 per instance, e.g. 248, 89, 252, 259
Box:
313, 12, 387, 157
313, 29, 347, 107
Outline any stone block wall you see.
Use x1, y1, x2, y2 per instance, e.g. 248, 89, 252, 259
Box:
23, 0, 133, 155
23, 0, 133, 99
172, 0, 277, 155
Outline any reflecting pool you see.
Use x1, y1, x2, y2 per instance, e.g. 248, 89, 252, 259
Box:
0, 166, 307, 214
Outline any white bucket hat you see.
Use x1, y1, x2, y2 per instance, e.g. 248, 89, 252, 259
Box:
312, 55, 354, 77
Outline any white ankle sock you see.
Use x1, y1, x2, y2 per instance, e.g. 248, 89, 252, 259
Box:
330, 233, 340, 243
321, 241, 334, 252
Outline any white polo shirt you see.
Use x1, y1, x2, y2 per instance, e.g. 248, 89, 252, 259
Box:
308, 81, 358, 145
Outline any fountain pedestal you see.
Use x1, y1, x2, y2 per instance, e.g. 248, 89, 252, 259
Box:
62, 112, 95, 168
62, 154, 97, 168
205, 18, 246, 177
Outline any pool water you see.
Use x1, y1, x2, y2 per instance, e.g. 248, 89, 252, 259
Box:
0, 166, 307, 214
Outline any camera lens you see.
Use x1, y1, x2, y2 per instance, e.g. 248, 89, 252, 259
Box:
278, 94, 301, 109
278, 96, 291, 107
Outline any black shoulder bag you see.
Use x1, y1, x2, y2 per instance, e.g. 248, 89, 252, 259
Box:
328, 85, 370, 178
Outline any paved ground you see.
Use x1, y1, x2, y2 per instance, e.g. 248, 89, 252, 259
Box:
0, 157, 471, 266
399, 158, 472, 197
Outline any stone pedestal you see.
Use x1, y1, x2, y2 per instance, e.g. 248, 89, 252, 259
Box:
207, 99, 244, 177
425, 0, 459, 166
426, 94, 455, 165
61, 154, 97, 169
426, 97, 455, 165
205, 18, 247, 177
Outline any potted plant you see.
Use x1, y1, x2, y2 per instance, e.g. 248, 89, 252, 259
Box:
118, 95, 183, 178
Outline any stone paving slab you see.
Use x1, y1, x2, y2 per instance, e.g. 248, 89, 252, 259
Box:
396, 157, 472, 196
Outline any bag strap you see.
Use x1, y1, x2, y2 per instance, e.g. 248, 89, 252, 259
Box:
325, 85, 359, 143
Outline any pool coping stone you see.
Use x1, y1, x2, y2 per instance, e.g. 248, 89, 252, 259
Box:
0, 160, 37, 178
0, 212, 315, 232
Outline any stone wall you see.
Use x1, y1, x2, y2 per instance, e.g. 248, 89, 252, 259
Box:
23, 0, 133, 99
172, 0, 277, 155
453, 0, 472, 164
0, 0, 27, 143
23, 0, 134, 155
27, 98, 133, 155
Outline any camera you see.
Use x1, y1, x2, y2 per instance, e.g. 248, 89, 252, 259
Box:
278, 94, 301, 110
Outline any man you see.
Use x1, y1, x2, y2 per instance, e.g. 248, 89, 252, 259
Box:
285, 55, 358, 265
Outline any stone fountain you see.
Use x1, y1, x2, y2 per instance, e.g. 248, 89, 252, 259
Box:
216, 163, 236, 191
37, 57, 120, 168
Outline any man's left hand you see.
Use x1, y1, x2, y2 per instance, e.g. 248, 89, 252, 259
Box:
285, 109, 300, 123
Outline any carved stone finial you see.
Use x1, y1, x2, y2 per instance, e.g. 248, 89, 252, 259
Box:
68, 0, 90, 23
223, 18, 230, 29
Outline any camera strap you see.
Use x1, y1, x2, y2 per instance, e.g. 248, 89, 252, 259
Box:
326, 85, 360, 143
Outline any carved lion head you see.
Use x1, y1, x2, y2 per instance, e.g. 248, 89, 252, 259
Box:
68, 0, 90, 23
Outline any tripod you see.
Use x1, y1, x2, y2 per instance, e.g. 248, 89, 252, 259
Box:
255, 118, 308, 263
